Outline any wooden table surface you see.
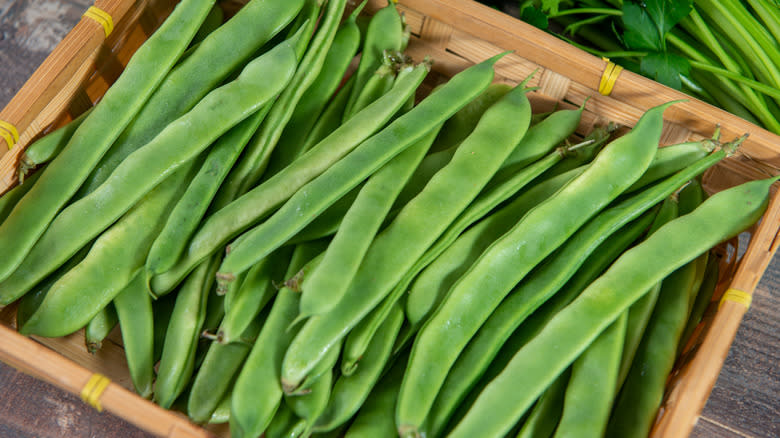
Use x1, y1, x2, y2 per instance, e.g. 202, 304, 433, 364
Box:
0, 1, 777, 437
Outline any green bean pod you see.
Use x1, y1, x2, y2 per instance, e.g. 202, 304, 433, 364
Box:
607, 257, 702, 437
77, 0, 303, 198
280, 63, 528, 391
187, 314, 264, 424
0, 0, 214, 282
287, 183, 362, 245
343, 0, 404, 119
150, 62, 428, 296
397, 102, 672, 437
145, 101, 275, 275
515, 370, 570, 438
264, 3, 363, 178
424, 209, 656, 438
217, 58, 508, 288
85, 303, 118, 355
113, 271, 155, 398
553, 314, 626, 438
219, 247, 293, 344
17, 109, 90, 182
19, 161, 198, 337
154, 256, 220, 409
298, 124, 439, 320
447, 176, 777, 438
618, 198, 679, 387
312, 304, 404, 432
230, 241, 327, 438
677, 179, 709, 315
0, 40, 299, 303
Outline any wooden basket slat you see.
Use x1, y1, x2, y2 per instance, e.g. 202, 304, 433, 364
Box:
0, 0, 778, 437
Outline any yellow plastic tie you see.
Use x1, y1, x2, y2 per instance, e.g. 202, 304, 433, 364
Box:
83, 6, 114, 38
80, 373, 111, 412
0, 120, 19, 150
719, 288, 752, 311
598, 57, 623, 96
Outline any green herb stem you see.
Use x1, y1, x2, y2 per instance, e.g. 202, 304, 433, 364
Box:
745, 0, 780, 44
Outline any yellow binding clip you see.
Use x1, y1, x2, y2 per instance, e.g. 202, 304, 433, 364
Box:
718, 288, 752, 311
80, 373, 111, 412
83, 6, 114, 38
0, 120, 19, 150
599, 57, 623, 96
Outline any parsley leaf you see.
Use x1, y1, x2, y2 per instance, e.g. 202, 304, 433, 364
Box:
640, 51, 690, 89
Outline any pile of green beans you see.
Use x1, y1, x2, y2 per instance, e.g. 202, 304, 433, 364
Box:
0, 1, 774, 437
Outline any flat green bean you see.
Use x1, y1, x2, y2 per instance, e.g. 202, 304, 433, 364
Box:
515, 370, 570, 438
85, 303, 118, 355
114, 272, 155, 398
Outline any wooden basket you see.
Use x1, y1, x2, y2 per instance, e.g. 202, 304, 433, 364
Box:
0, 0, 778, 437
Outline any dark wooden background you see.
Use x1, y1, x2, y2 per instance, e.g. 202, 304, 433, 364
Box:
0, 1, 777, 437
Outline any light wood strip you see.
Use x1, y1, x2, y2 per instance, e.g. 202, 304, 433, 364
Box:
419, 16, 453, 48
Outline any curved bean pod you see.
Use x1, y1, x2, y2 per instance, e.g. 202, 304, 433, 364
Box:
298, 76, 355, 156
429, 83, 512, 153
19, 162, 198, 337
113, 272, 155, 398
0, 0, 214, 282
396, 102, 672, 437
219, 247, 293, 344
154, 256, 220, 409
607, 253, 702, 437
145, 101, 275, 275
447, 175, 777, 438
0, 39, 298, 303
230, 241, 327, 438
187, 314, 264, 424
150, 62, 428, 296
285, 369, 333, 436
85, 303, 118, 355
298, 123, 439, 320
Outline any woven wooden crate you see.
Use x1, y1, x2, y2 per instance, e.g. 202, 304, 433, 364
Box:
0, 0, 778, 437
